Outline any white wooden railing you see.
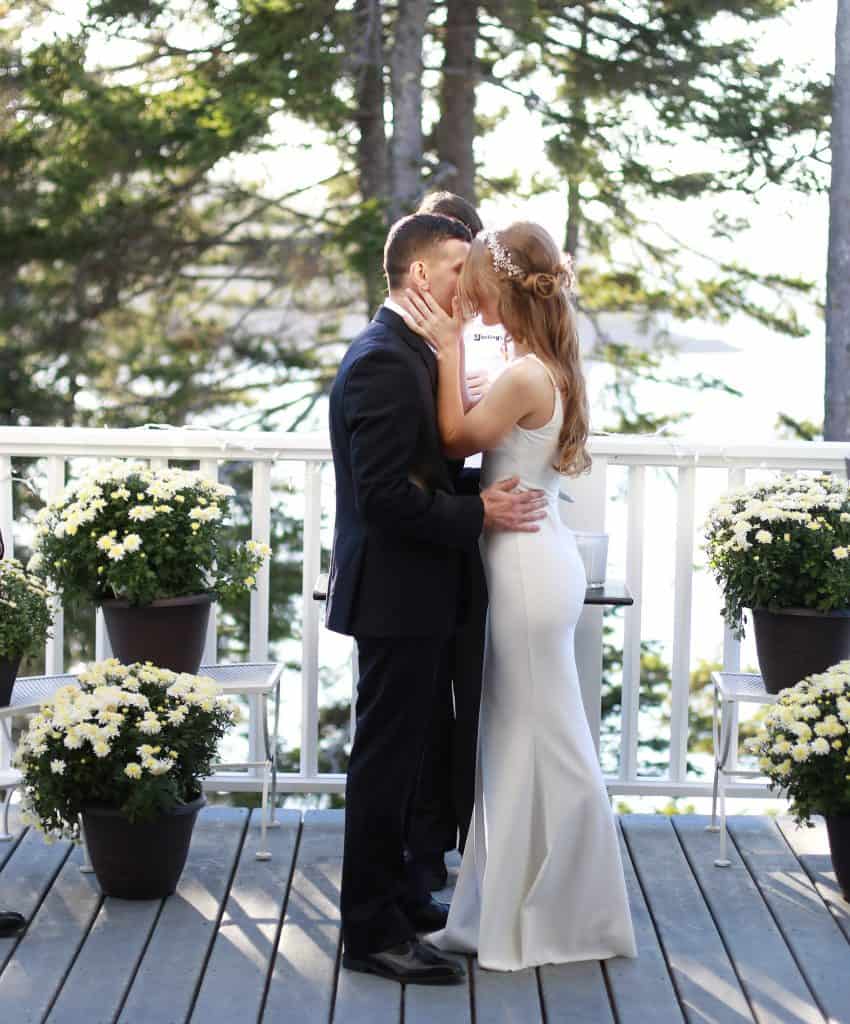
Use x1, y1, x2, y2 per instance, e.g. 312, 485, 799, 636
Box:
1, 426, 849, 800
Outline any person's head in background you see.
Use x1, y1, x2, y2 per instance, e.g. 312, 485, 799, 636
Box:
416, 191, 483, 237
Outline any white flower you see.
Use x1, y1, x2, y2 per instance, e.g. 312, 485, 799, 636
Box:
811, 737, 831, 756
96, 535, 114, 552
138, 713, 162, 735
791, 742, 812, 762
107, 544, 126, 561
755, 530, 772, 544
50, 759, 66, 775
124, 763, 143, 779
833, 547, 849, 560
122, 533, 142, 553
245, 540, 272, 558
128, 505, 156, 522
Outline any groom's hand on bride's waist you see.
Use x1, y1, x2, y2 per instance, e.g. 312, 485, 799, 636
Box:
481, 477, 547, 533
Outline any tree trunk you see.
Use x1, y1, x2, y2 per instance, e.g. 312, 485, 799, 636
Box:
354, 0, 389, 311
435, 0, 478, 203
389, 0, 428, 220
826, 0, 850, 441
564, 11, 589, 259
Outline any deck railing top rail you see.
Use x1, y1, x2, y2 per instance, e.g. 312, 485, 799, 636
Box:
1, 425, 849, 470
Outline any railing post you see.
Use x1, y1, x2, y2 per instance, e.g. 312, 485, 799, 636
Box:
721, 467, 746, 772
44, 456, 65, 674
620, 465, 645, 782
669, 464, 696, 783
248, 461, 272, 771
561, 458, 608, 751
0, 455, 13, 561
199, 458, 218, 666
301, 460, 323, 781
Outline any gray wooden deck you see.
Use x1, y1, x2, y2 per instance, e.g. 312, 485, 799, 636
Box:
0, 808, 848, 1024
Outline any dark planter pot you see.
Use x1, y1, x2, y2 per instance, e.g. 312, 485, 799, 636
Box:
825, 815, 850, 903
81, 794, 206, 899
100, 592, 215, 674
0, 654, 21, 707
751, 606, 850, 694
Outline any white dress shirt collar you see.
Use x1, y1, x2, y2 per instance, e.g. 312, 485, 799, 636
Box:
382, 297, 437, 354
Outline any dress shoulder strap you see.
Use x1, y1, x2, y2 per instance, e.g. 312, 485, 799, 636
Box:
526, 353, 559, 392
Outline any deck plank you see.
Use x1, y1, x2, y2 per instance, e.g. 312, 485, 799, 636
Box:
728, 815, 850, 1024
0, 806, 24, 870
539, 961, 614, 1023
472, 960, 542, 1024
604, 821, 683, 1024
621, 814, 753, 1023
262, 809, 343, 1024
0, 843, 101, 1023
776, 816, 850, 943
188, 807, 300, 1024
673, 816, 824, 1024
0, 826, 71, 976
117, 805, 249, 1024
333, 967, 403, 1024
45, 886, 162, 1022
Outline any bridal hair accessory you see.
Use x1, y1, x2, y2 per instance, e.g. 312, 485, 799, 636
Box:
481, 231, 576, 295
480, 230, 524, 280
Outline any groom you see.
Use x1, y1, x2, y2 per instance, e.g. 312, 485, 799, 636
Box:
326, 212, 546, 984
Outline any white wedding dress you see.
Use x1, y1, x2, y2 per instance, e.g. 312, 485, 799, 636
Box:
430, 354, 637, 971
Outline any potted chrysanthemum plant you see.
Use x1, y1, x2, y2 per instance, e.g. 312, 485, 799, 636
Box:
746, 660, 850, 901
705, 472, 850, 692
0, 557, 52, 705
16, 659, 234, 898
30, 460, 271, 673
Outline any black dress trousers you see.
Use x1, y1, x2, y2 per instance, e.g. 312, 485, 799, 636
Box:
340, 634, 446, 958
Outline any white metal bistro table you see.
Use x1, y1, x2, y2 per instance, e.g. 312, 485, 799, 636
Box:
707, 671, 781, 866
0, 662, 283, 860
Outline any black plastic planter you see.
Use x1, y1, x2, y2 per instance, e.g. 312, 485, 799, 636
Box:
751, 607, 850, 694
81, 794, 206, 899
100, 592, 215, 674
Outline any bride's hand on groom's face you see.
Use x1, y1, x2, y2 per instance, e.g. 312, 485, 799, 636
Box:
398, 289, 463, 353
481, 476, 548, 533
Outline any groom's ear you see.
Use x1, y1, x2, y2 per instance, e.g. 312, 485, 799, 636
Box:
409, 259, 430, 292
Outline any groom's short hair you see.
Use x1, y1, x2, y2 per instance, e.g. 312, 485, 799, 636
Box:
417, 191, 483, 236
384, 213, 472, 290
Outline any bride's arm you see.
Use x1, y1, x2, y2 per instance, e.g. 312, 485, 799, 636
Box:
437, 355, 537, 458
399, 290, 537, 459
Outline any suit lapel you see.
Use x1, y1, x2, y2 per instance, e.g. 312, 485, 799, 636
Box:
373, 306, 438, 392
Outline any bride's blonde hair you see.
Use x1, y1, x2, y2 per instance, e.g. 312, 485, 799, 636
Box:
458, 221, 591, 476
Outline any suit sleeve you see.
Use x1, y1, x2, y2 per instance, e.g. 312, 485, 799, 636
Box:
344, 347, 484, 550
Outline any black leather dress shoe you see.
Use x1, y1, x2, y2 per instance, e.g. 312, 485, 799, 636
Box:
407, 896, 450, 933
342, 939, 465, 985
0, 911, 25, 937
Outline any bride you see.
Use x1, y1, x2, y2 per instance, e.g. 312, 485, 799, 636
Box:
399, 222, 637, 971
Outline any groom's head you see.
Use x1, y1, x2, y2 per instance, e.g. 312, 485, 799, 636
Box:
384, 213, 471, 315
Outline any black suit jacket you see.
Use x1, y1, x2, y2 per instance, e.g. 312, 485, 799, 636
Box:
326, 307, 485, 638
